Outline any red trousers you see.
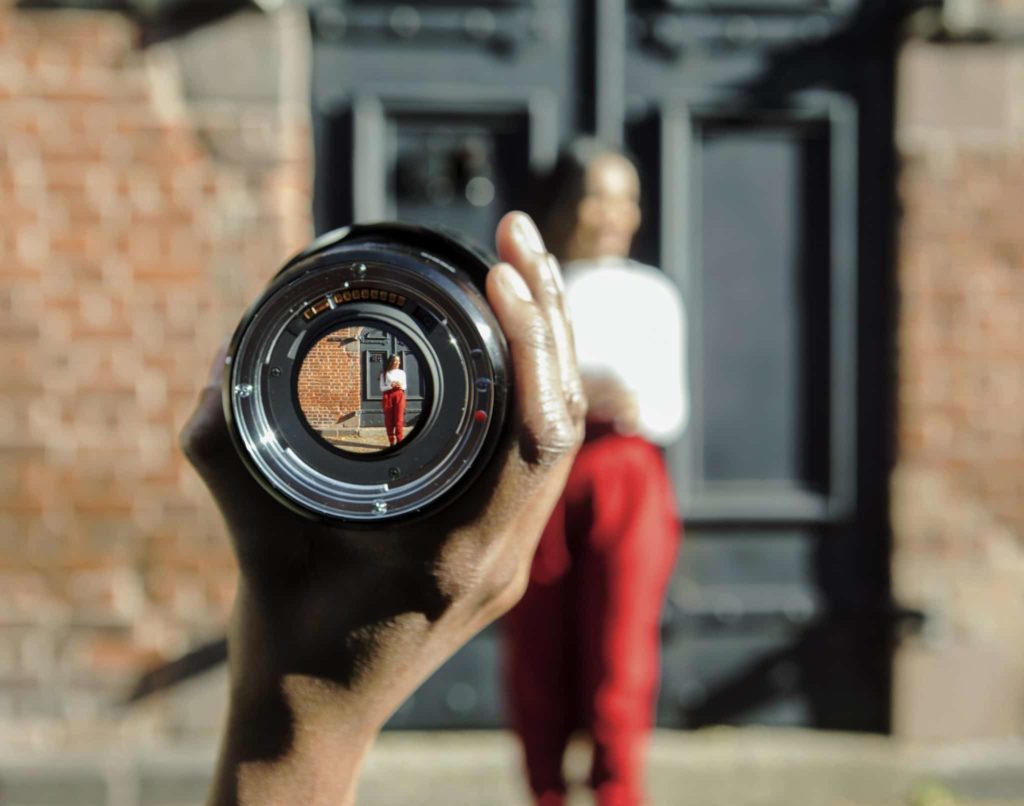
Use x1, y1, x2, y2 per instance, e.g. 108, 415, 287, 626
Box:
503, 429, 680, 806
382, 388, 406, 444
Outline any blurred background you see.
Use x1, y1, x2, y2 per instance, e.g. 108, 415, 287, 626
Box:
2, 0, 1024, 803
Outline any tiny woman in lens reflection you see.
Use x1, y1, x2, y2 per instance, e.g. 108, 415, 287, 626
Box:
503, 139, 688, 806
379, 354, 407, 446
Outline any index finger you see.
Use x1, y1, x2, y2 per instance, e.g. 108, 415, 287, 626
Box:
495, 213, 585, 425
485, 259, 578, 468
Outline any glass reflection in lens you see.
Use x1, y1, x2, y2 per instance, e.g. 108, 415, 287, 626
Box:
296, 324, 427, 455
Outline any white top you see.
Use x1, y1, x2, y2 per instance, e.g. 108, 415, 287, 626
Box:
563, 257, 689, 446
380, 368, 407, 392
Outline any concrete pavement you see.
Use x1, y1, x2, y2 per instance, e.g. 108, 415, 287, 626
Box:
1, 729, 1023, 805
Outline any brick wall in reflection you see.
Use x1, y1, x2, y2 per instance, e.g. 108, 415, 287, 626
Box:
296, 327, 364, 429
0, 4, 311, 735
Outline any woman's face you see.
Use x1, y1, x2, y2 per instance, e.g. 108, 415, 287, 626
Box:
568, 153, 641, 261
389, 356, 401, 370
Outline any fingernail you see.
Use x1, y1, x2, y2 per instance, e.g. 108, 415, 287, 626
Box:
513, 214, 546, 256
499, 263, 533, 302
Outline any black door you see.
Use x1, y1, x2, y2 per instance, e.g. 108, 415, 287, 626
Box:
310, 0, 901, 732
359, 328, 426, 427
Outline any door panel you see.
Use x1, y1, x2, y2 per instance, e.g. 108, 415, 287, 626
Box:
696, 119, 831, 490
682, 105, 852, 518
629, 95, 859, 524
390, 111, 532, 249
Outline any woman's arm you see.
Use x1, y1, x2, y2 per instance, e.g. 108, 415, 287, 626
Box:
181, 212, 584, 806
581, 373, 639, 434
630, 281, 687, 444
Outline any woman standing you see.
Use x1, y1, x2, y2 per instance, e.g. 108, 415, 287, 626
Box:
503, 140, 688, 806
379, 354, 407, 446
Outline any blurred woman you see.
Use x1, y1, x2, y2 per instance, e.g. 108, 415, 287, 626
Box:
379, 354, 407, 446
503, 139, 688, 806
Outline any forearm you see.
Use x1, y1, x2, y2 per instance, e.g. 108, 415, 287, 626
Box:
207, 586, 384, 806
208, 682, 377, 806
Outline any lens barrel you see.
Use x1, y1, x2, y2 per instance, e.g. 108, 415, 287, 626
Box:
224, 223, 510, 523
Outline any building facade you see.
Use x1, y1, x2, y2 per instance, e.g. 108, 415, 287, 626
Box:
0, 0, 1023, 746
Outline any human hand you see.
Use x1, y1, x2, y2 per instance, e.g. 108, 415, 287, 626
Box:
582, 373, 639, 435
180, 212, 585, 806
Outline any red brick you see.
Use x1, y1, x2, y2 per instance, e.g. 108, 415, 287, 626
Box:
894, 41, 1024, 739
0, 0, 312, 733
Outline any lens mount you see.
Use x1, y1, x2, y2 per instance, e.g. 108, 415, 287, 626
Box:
224, 224, 509, 523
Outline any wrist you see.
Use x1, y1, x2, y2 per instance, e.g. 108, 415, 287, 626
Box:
207, 587, 385, 806
208, 676, 379, 806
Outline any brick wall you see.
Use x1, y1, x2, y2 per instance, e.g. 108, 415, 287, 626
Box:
892, 40, 1024, 739
0, 3, 311, 743
296, 327, 363, 429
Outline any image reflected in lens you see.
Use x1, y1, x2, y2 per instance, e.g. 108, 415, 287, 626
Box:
296, 323, 428, 455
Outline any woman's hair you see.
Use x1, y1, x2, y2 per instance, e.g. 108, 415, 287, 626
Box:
527, 137, 639, 260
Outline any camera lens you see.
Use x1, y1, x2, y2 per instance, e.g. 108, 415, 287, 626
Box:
224, 223, 510, 523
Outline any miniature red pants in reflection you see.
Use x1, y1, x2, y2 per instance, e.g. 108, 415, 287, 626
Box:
382, 387, 406, 444
503, 429, 680, 806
